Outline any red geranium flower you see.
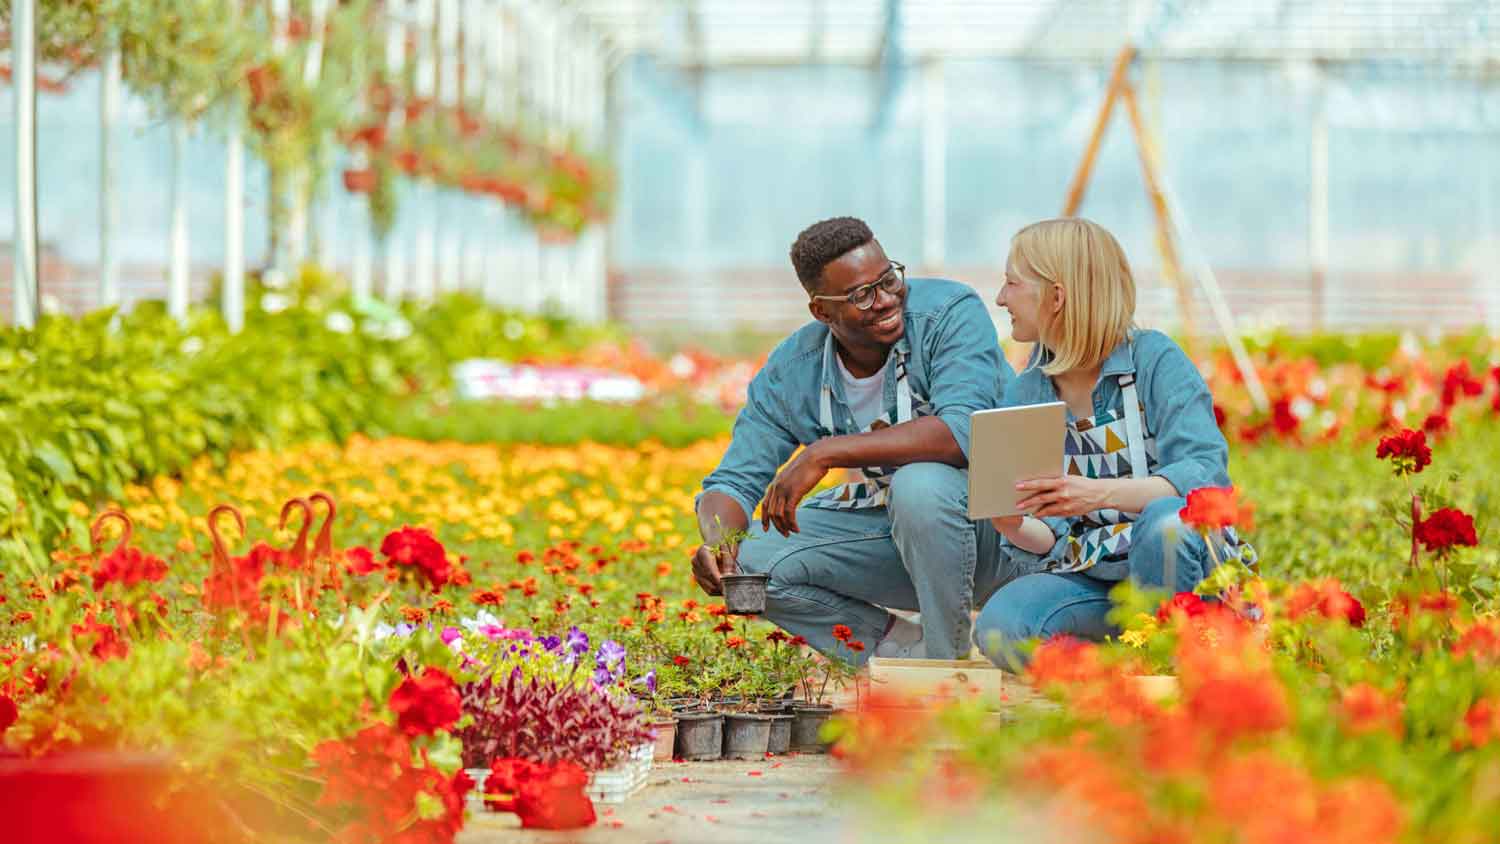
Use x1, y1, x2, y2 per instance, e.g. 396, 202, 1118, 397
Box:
672, 655, 691, 667
831, 624, 854, 643
0, 694, 17, 734
1179, 486, 1242, 532
343, 546, 380, 576
1414, 508, 1478, 555
1375, 428, 1431, 475
1285, 579, 1365, 627
91, 546, 168, 592
388, 667, 462, 737
380, 526, 452, 590
486, 758, 596, 829
1156, 591, 1209, 623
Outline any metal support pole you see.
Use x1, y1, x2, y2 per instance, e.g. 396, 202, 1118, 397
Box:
224, 126, 246, 331
920, 59, 947, 271
169, 122, 191, 324
383, 2, 409, 301
11, 0, 39, 328
1309, 77, 1330, 331
99, 39, 122, 309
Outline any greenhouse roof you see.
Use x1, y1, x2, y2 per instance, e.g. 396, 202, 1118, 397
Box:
573, 0, 1499, 71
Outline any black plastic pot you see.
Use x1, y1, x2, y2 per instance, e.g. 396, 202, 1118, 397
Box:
674, 712, 725, 761
790, 703, 836, 753
722, 713, 773, 760
766, 714, 794, 755
721, 573, 770, 615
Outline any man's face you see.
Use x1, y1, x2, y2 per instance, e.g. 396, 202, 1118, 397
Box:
809, 241, 907, 348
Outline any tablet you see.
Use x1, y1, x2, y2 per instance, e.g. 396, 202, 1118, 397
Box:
967, 401, 1067, 519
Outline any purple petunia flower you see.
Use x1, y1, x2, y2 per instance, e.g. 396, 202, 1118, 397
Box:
539, 635, 562, 653
597, 639, 626, 668
566, 626, 590, 656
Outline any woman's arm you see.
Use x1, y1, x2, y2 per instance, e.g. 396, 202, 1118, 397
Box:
991, 515, 1059, 555
1013, 474, 1178, 518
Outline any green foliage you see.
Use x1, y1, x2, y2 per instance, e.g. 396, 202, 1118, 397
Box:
0, 275, 618, 568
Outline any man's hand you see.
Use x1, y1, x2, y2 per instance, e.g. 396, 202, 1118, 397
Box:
1014, 475, 1110, 518
691, 540, 739, 596
760, 445, 832, 537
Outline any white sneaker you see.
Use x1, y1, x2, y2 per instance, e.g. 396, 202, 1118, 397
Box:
875, 613, 926, 659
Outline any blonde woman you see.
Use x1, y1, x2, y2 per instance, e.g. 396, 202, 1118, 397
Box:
974, 217, 1251, 669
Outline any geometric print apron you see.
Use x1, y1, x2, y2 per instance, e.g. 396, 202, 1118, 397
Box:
1049, 347, 1255, 578
806, 333, 932, 511
1052, 369, 1157, 575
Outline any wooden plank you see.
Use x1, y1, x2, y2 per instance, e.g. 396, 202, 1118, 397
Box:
867, 657, 1007, 706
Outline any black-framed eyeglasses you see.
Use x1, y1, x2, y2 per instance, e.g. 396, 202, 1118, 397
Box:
810, 261, 906, 311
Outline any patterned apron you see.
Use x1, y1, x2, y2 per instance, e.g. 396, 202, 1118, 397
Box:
806, 333, 933, 511
1051, 347, 1254, 579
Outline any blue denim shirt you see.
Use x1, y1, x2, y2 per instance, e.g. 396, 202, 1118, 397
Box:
699, 278, 1012, 523
1001, 328, 1231, 567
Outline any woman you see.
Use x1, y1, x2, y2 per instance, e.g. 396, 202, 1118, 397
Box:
973, 217, 1252, 669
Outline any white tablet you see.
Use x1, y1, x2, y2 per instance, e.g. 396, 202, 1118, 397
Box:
967, 401, 1067, 519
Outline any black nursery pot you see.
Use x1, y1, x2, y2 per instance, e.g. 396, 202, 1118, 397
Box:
721, 573, 770, 615
722, 713, 774, 760
790, 703, 836, 753
766, 714, 795, 755
674, 712, 725, 761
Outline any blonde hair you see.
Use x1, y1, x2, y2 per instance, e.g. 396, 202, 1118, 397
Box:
1008, 217, 1136, 376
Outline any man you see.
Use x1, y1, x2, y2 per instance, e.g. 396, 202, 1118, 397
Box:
692, 216, 1021, 662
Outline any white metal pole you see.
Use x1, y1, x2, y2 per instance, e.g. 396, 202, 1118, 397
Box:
169, 122, 191, 324
437, 0, 461, 293
921, 59, 947, 272
1309, 83, 1330, 332
99, 38, 122, 309
225, 126, 246, 331
384, 2, 409, 301
222, 0, 246, 332
12, 0, 39, 329
414, 0, 438, 300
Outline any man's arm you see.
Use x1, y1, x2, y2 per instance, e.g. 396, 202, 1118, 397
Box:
808, 415, 965, 469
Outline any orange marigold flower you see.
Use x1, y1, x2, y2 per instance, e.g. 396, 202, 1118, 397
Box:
656, 561, 672, 577
725, 636, 747, 649
400, 606, 427, 624
618, 617, 635, 629
516, 550, 536, 565
472, 589, 506, 606
706, 604, 729, 617
1461, 698, 1500, 749
430, 599, 454, 615
1453, 622, 1500, 661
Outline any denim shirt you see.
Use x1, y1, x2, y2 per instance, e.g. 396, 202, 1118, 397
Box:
1000, 328, 1231, 568
699, 278, 1012, 523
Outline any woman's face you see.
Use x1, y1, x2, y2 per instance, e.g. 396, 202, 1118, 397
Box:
996, 255, 1047, 343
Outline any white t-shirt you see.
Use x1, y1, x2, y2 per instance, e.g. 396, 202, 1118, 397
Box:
836, 353, 887, 431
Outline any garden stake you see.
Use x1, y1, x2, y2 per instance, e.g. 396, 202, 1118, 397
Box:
208, 503, 256, 656
309, 491, 342, 599
89, 509, 133, 558
280, 497, 314, 609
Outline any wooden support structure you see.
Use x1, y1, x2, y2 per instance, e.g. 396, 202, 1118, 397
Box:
1061, 45, 1136, 217
1120, 79, 1196, 341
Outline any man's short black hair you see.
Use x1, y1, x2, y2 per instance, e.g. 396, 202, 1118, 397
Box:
789, 216, 874, 293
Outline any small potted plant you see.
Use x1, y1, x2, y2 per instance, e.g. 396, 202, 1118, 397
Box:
790, 628, 861, 752
709, 520, 767, 615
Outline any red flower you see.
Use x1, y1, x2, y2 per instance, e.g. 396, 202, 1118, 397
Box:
1453, 622, 1500, 662
0, 694, 16, 734
1339, 683, 1404, 736
1418, 590, 1461, 614
789, 635, 809, 647
485, 758, 596, 830
1421, 412, 1451, 436
1285, 579, 1365, 627
1185, 671, 1289, 740
725, 636, 747, 649
846, 640, 866, 653
516, 550, 535, 564
1156, 592, 1209, 623
388, 667, 462, 737
672, 655, 691, 667
766, 630, 790, 644
343, 546, 380, 576
1179, 487, 1242, 532
831, 624, 854, 643
71, 613, 129, 661
91, 546, 168, 592
712, 620, 735, 635
1212, 403, 1227, 429
312, 723, 471, 841
1414, 508, 1478, 555
380, 527, 452, 590
1461, 699, 1500, 749
1270, 398, 1300, 438
1441, 360, 1485, 407
1375, 428, 1431, 475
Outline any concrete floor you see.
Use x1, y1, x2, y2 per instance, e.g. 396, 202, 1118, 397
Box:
459, 753, 844, 844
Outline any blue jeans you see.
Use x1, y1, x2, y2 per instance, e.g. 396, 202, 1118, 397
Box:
972, 496, 1211, 671
735, 463, 1033, 663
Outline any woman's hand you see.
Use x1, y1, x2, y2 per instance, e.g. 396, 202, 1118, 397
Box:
1014, 475, 1111, 518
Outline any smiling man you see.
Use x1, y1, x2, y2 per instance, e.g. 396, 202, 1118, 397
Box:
691, 216, 1020, 661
